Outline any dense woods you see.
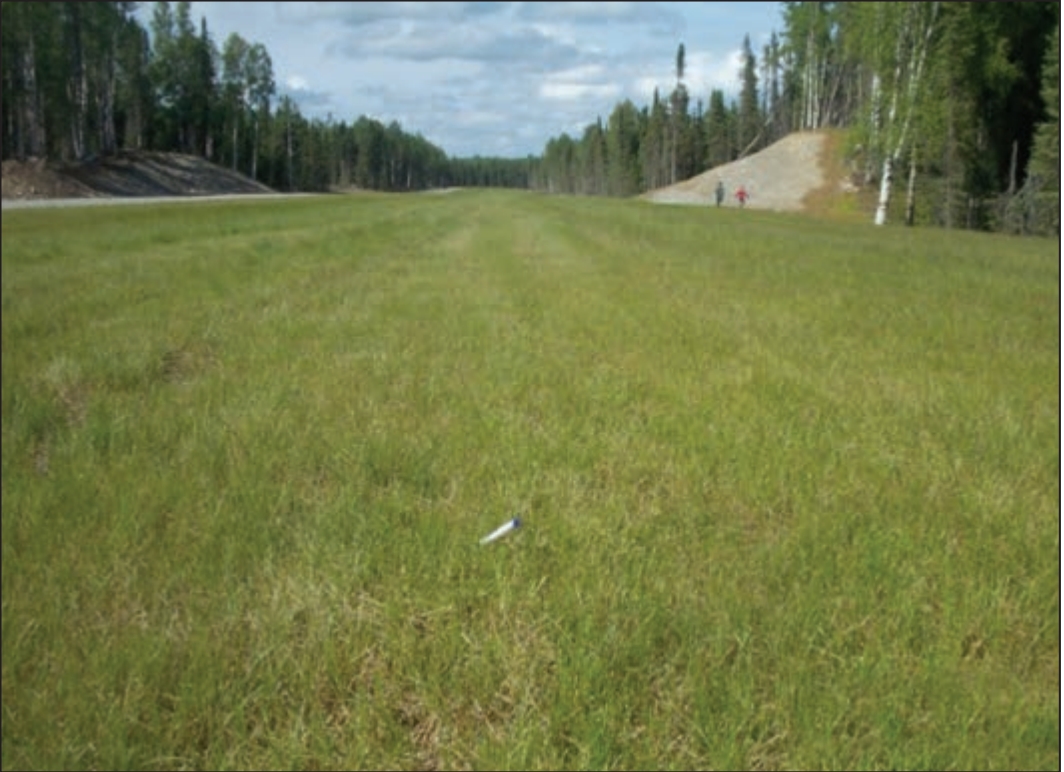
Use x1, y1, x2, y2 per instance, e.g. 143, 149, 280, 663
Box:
1, 1, 459, 191
1, 1, 1058, 233
535, 1, 1059, 233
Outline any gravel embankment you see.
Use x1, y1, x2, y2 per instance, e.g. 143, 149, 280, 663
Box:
642, 131, 828, 212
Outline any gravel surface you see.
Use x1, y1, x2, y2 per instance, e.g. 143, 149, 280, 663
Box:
642, 131, 828, 211
1, 192, 318, 211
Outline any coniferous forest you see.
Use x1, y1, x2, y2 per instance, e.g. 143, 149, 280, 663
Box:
2, 2, 1058, 233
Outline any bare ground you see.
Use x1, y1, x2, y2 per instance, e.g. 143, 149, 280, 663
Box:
641, 131, 843, 212
2, 149, 275, 202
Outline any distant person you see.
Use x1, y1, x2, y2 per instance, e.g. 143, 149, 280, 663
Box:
715, 180, 725, 207
735, 185, 749, 208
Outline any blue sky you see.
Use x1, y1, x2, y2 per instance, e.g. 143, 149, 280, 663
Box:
140, 2, 786, 158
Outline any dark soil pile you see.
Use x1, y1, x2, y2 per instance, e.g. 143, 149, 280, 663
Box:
2, 150, 275, 200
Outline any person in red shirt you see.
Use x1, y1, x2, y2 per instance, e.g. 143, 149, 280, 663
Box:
735, 185, 749, 208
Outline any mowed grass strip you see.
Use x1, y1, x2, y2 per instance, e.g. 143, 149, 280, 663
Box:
2, 191, 1059, 770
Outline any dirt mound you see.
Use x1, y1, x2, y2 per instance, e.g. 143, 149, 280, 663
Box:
2, 150, 275, 201
641, 131, 832, 212
2, 157, 96, 200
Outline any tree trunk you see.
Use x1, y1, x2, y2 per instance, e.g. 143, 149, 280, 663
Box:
1007, 139, 1018, 195
945, 93, 954, 229
866, 73, 881, 185
905, 145, 917, 226
232, 119, 239, 170
874, 67, 901, 225
9, 63, 27, 160
22, 37, 44, 158
285, 113, 293, 190
99, 36, 118, 156
252, 115, 260, 180
737, 129, 763, 161
68, 5, 87, 160
873, 2, 939, 227
875, 152, 895, 226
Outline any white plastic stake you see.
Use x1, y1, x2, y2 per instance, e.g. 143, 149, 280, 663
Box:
480, 517, 522, 545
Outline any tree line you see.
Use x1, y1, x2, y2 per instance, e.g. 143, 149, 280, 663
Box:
0, 1, 468, 192
531, 34, 785, 198
532, 1, 1059, 234
2, 2, 1057, 233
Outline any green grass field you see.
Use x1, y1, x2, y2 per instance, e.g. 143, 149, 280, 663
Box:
2, 191, 1059, 770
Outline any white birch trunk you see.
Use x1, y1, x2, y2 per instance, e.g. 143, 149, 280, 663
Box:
873, 2, 938, 226
874, 154, 894, 225
805, 34, 816, 130
873, 61, 902, 225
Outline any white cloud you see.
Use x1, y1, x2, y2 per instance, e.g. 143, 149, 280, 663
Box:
171, 1, 783, 158
539, 63, 621, 102
688, 48, 746, 95
285, 74, 310, 91
632, 48, 744, 104
274, 2, 475, 25
540, 82, 622, 102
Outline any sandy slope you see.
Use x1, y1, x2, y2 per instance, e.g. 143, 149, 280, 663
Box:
641, 131, 829, 212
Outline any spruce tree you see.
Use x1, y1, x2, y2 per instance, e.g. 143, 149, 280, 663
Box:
737, 34, 761, 157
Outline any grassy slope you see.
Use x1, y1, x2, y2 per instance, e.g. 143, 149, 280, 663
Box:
2, 192, 1059, 770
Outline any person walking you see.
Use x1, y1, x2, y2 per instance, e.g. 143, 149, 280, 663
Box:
715, 180, 725, 207
735, 185, 749, 208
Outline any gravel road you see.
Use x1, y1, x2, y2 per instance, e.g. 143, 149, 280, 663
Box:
1, 192, 318, 211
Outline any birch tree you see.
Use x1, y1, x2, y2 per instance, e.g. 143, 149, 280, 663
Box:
782, 2, 840, 131
862, 1, 940, 226
245, 43, 274, 180
221, 33, 249, 171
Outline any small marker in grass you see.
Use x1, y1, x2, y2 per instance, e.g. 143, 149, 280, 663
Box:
480, 517, 522, 545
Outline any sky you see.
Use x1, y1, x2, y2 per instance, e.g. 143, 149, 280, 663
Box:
138, 2, 787, 159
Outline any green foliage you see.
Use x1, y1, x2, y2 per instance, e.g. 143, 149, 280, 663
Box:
737, 34, 762, 154
2, 193, 1059, 770
704, 89, 733, 167
0, 1, 487, 192
533, 36, 763, 197
134, 0, 217, 157
218, 32, 274, 176
605, 100, 643, 196
1025, 23, 1060, 235
780, 1, 847, 130
529, 0, 1057, 236
2, 0, 1059, 235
